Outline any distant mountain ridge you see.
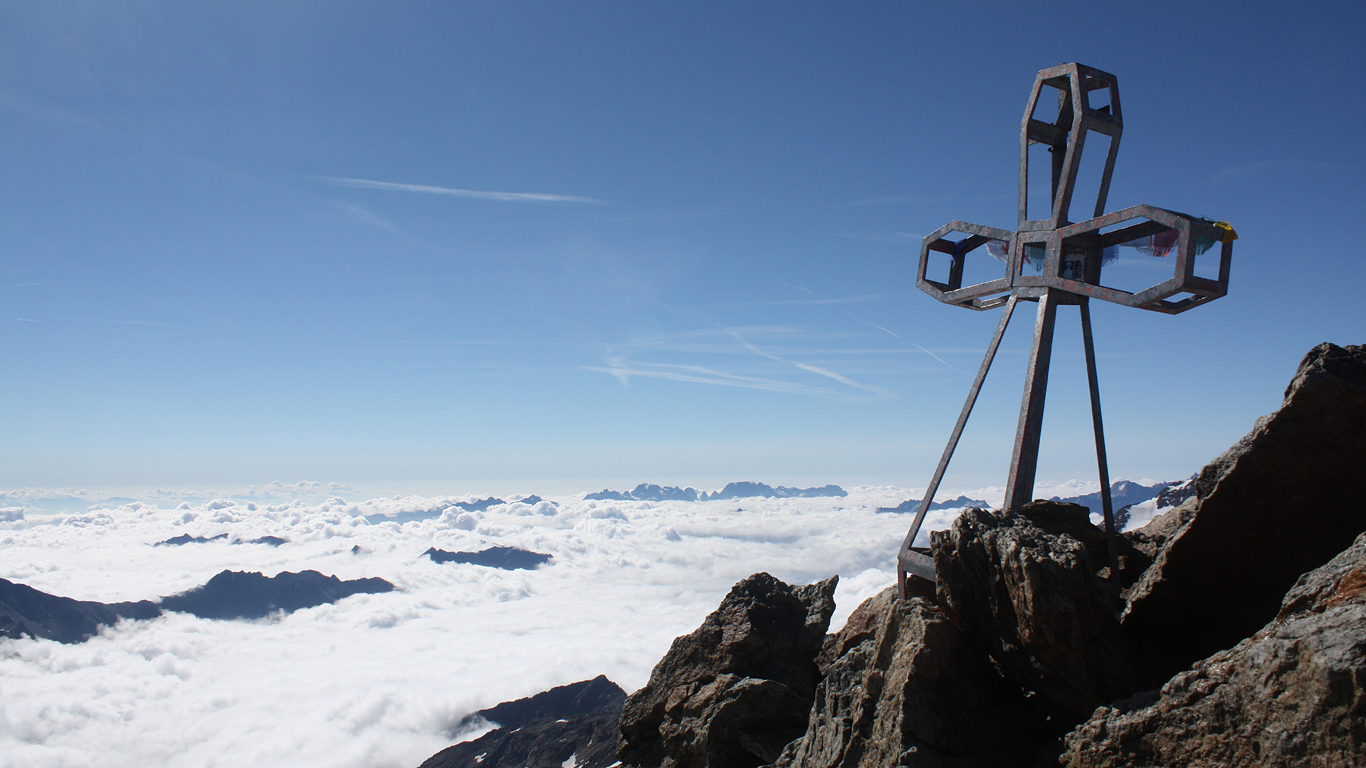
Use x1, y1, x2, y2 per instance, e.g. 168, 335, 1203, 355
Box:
154, 533, 287, 547
586, 481, 847, 502
876, 495, 989, 514
0, 570, 394, 644
423, 546, 552, 570
1048, 480, 1174, 518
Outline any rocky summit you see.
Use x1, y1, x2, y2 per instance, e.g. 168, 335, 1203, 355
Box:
416, 343, 1365, 768
617, 572, 838, 768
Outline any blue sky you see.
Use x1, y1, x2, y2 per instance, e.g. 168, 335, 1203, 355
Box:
3, 1, 1363, 495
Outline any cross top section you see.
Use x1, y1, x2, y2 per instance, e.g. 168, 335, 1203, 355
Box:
916, 63, 1235, 315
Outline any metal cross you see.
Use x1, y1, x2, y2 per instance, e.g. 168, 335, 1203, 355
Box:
896, 63, 1235, 596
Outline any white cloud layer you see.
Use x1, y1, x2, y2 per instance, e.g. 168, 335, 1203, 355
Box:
0, 481, 1121, 767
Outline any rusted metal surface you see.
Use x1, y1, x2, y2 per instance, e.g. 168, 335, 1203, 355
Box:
898, 63, 1233, 592
1003, 290, 1060, 512
1081, 300, 1122, 581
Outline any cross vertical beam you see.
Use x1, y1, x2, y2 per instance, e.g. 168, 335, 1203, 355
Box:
1003, 289, 1060, 511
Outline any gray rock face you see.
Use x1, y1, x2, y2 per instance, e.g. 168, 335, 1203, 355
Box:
774, 588, 1048, 768
931, 502, 1142, 721
617, 572, 838, 768
1122, 342, 1366, 684
1061, 531, 1366, 767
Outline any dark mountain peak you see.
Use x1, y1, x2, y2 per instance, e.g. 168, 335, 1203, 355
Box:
155, 532, 229, 546
422, 677, 626, 768
423, 546, 552, 570
469, 675, 626, 732
159, 569, 393, 620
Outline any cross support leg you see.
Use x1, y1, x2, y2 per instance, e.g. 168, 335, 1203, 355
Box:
898, 296, 1019, 596
1080, 299, 1122, 582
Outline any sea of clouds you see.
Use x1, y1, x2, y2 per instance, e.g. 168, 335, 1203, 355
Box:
0, 479, 1112, 768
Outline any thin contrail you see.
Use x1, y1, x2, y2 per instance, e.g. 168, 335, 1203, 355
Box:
316, 176, 607, 205
849, 313, 971, 377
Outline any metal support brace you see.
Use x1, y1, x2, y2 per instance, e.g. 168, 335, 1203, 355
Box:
1080, 299, 1122, 582
897, 296, 1019, 597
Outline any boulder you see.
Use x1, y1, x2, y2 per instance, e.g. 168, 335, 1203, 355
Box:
1060, 531, 1366, 767
1121, 342, 1366, 684
773, 588, 1050, 768
932, 502, 1143, 721
617, 572, 838, 768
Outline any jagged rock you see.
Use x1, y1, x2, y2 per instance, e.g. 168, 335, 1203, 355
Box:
774, 588, 1050, 768
618, 572, 838, 768
0, 578, 160, 643
1061, 531, 1366, 767
932, 502, 1143, 721
159, 569, 393, 620
1122, 342, 1366, 684
421, 676, 626, 768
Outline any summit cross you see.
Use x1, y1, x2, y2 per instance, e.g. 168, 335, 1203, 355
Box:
896, 63, 1236, 597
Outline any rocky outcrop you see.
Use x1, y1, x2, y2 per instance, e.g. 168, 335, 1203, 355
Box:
421, 676, 626, 768
0, 578, 160, 643
1121, 342, 1366, 684
423, 546, 553, 570
932, 501, 1146, 721
617, 573, 838, 768
1061, 531, 1366, 767
774, 588, 1049, 768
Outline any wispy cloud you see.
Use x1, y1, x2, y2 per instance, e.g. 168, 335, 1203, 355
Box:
52, 316, 173, 328
848, 314, 971, 377
827, 231, 922, 244
583, 361, 847, 397
316, 176, 608, 205
724, 328, 892, 398
841, 194, 938, 207
324, 200, 402, 234
591, 325, 896, 399
1209, 160, 1336, 184
754, 293, 886, 306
